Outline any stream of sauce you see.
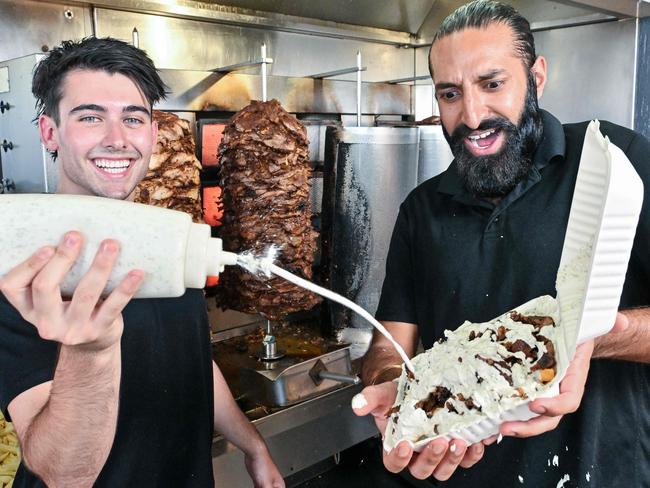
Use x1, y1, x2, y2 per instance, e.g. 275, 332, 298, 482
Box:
235, 248, 415, 373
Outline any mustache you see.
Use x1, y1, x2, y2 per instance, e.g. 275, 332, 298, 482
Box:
450, 117, 517, 145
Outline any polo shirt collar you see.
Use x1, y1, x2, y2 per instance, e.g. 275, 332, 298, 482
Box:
437, 109, 565, 205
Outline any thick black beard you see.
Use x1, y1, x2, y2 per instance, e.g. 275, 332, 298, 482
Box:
443, 73, 544, 198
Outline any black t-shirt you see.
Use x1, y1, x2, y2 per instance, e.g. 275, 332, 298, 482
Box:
376, 110, 650, 487
0, 289, 215, 487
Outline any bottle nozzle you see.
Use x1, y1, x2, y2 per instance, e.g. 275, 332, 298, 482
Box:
206, 237, 238, 276
222, 250, 238, 267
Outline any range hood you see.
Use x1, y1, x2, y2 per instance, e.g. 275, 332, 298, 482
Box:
45, 0, 650, 45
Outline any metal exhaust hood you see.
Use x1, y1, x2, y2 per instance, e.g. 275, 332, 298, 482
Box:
40, 0, 650, 46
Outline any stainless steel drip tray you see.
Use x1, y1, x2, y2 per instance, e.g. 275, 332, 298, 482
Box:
240, 347, 356, 407
212, 322, 358, 408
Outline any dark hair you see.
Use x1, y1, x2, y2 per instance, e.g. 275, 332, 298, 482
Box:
32, 37, 167, 125
429, 0, 536, 75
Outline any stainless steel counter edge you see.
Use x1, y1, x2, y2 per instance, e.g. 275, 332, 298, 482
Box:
212, 383, 377, 485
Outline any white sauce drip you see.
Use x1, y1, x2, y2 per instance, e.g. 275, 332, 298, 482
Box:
556, 474, 570, 488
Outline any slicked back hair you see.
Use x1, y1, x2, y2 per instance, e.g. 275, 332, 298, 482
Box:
429, 0, 537, 76
32, 36, 167, 125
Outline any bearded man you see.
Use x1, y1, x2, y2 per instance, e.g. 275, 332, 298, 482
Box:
354, 1, 650, 487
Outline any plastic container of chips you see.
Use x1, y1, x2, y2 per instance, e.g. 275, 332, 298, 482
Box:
384, 120, 644, 451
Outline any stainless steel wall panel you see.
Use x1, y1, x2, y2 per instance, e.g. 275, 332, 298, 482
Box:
93, 8, 415, 82
416, 0, 615, 41
534, 19, 637, 127
157, 70, 411, 116
0, 0, 92, 62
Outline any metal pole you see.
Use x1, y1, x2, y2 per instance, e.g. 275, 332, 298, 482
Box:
91, 6, 99, 36
132, 27, 139, 48
356, 51, 362, 127
261, 43, 268, 102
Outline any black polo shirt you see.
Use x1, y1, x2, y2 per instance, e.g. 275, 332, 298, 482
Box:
376, 110, 650, 487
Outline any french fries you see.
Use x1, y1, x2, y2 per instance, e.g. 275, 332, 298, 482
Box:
0, 411, 20, 488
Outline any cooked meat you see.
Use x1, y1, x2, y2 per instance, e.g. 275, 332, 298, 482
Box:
414, 386, 453, 417
134, 111, 203, 223
216, 100, 320, 319
510, 312, 555, 328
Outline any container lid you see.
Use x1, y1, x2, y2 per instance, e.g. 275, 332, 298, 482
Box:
555, 120, 644, 360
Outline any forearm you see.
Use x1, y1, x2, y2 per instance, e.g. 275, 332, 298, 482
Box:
361, 344, 406, 385
212, 363, 267, 456
593, 307, 650, 362
361, 322, 418, 385
23, 344, 121, 487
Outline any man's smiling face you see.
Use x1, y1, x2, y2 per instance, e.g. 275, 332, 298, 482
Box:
430, 22, 546, 197
39, 69, 158, 200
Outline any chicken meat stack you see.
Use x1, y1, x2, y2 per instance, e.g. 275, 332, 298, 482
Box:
134, 110, 203, 223
216, 100, 320, 319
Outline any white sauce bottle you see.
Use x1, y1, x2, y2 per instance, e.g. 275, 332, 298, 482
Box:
0, 194, 239, 298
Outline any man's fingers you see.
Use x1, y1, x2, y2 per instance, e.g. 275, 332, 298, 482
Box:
458, 442, 484, 469
32, 232, 83, 294
0, 246, 55, 312
31, 233, 85, 339
351, 382, 397, 417
351, 383, 398, 436
407, 439, 447, 479
482, 435, 499, 446
66, 240, 119, 324
383, 440, 413, 473
431, 439, 468, 481
93, 270, 144, 327
529, 341, 593, 417
501, 413, 562, 438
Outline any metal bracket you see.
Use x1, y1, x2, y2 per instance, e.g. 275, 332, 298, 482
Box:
213, 44, 273, 102
309, 66, 367, 79
0, 101, 9, 113
1, 140, 13, 152
309, 359, 328, 386
309, 52, 365, 126
309, 359, 360, 386
383, 75, 431, 84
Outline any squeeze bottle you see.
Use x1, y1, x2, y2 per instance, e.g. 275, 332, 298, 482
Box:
0, 194, 239, 298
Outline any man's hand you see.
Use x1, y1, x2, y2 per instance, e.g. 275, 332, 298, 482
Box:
244, 449, 285, 488
352, 382, 486, 481
501, 312, 629, 438
0, 231, 144, 351
500, 340, 594, 437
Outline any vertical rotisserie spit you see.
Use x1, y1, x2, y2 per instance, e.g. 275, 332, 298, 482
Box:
134, 110, 203, 223
216, 100, 320, 319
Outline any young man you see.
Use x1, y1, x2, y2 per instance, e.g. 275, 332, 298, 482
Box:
0, 37, 284, 488
355, 1, 650, 487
